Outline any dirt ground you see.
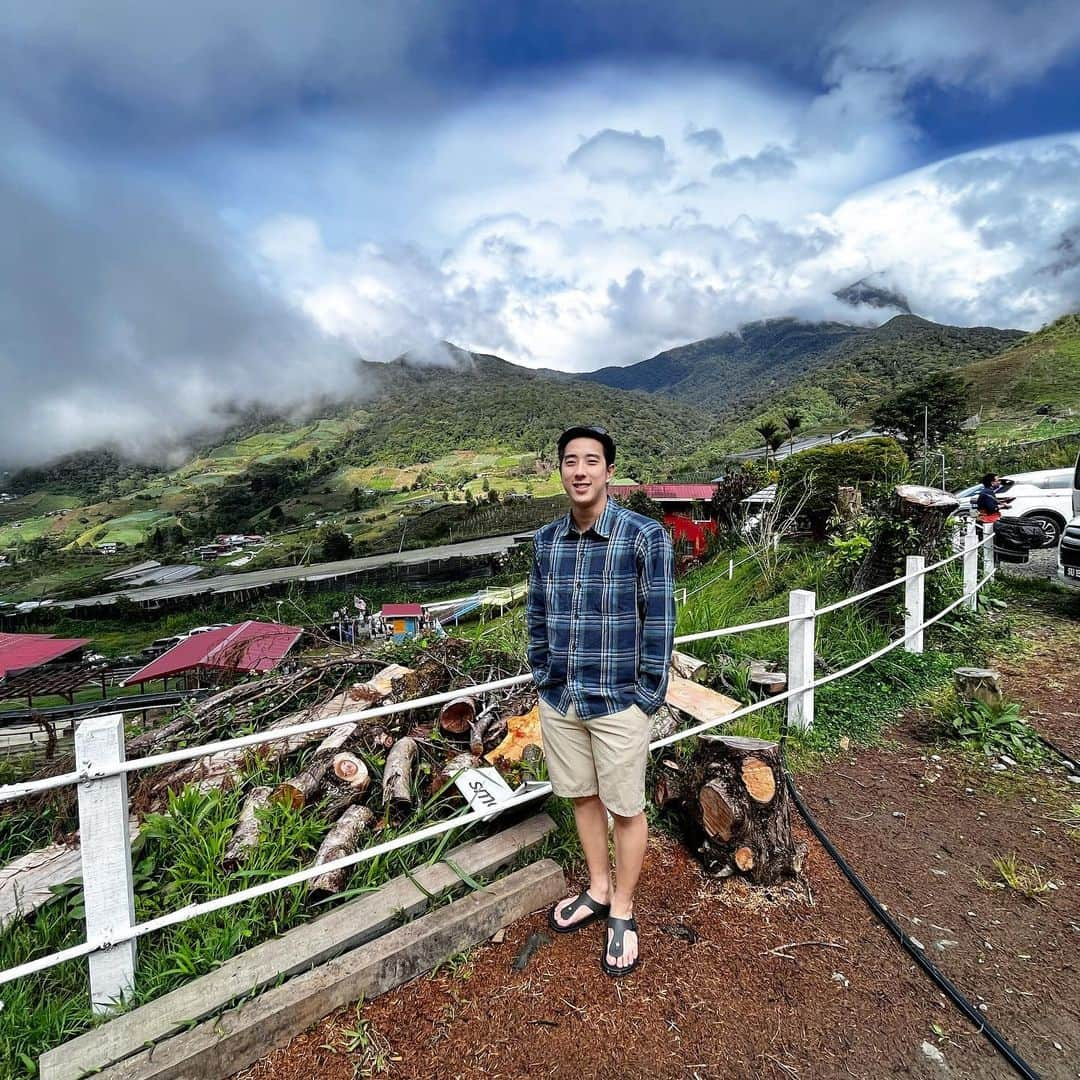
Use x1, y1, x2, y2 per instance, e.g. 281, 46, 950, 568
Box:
236, 593, 1079, 1080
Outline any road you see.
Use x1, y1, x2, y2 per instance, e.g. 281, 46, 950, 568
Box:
53, 533, 529, 610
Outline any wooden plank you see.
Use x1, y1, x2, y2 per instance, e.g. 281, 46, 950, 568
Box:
0, 843, 82, 930
0, 819, 141, 930
40, 813, 556, 1080
665, 674, 740, 723
91, 859, 565, 1080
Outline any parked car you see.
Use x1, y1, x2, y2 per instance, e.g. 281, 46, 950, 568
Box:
140, 634, 184, 659
1057, 452, 1080, 590
181, 623, 231, 639
953, 467, 1073, 547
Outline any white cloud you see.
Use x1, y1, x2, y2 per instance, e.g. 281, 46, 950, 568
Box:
711, 144, 796, 182
566, 129, 671, 186
263, 128, 1080, 373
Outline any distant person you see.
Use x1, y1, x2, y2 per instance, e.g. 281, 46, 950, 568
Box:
527, 424, 675, 978
975, 473, 1013, 525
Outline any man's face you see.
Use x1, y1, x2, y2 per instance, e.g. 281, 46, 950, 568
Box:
560, 437, 615, 511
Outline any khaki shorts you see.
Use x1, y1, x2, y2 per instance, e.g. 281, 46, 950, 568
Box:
537, 698, 651, 818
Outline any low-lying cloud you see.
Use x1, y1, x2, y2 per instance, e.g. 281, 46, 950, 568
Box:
0, 145, 352, 467
2, 1, 1079, 468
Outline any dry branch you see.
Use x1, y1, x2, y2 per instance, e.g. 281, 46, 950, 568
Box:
382, 737, 418, 813
223, 786, 272, 869
308, 805, 375, 895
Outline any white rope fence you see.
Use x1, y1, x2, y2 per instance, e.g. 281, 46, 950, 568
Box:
0, 522, 997, 1002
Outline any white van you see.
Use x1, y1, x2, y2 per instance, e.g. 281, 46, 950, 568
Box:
1057, 453, 1080, 590
954, 467, 1074, 547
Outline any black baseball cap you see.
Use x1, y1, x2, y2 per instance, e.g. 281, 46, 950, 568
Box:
557, 425, 616, 465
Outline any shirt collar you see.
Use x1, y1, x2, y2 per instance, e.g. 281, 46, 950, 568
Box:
560, 495, 620, 538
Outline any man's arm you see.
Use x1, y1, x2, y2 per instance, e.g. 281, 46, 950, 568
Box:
525, 541, 549, 685
635, 525, 675, 715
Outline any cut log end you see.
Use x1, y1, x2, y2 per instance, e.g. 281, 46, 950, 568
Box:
699, 779, 738, 841
734, 846, 755, 872
741, 756, 776, 805
333, 752, 370, 793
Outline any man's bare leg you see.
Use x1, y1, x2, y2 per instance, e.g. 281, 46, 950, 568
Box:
551, 795, 612, 927
606, 810, 647, 969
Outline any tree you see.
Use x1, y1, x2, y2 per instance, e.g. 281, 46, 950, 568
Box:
783, 411, 803, 455
318, 526, 353, 561
871, 372, 971, 460
777, 437, 910, 538
351, 487, 361, 511
622, 489, 666, 523
754, 421, 780, 467
708, 465, 768, 536
148, 526, 165, 553
768, 431, 786, 464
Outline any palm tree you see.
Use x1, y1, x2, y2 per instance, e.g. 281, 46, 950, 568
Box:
783, 410, 803, 458
755, 421, 780, 467
769, 431, 786, 465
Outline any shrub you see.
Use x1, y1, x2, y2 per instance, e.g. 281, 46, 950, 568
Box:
621, 489, 665, 523
318, 525, 353, 561
778, 437, 909, 534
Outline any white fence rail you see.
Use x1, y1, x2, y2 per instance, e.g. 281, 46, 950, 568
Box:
0, 525, 996, 1007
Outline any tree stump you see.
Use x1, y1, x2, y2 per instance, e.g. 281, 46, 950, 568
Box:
850, 484, 960, 603
953, 667, 1002, 708
659, 735, 802, 885
748, 671, 787, 696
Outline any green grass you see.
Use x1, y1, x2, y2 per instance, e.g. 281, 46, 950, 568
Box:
0, 494, 80, 526
0, 745, 503, 1078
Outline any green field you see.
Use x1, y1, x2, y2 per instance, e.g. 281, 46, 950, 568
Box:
0, 493, 80, 524
73, 509, 176, 548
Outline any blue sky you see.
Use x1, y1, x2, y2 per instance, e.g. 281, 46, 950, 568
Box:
2, 0, 1080, 464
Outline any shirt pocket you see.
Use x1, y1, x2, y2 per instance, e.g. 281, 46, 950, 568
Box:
586, 572, 638, 616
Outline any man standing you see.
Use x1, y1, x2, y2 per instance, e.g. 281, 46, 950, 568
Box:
526, 425, 675, 977
975, 473, 1013, 525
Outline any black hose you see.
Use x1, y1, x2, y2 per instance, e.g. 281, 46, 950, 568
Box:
1034, 732, 1079, 773
778, 724, 1042, 1079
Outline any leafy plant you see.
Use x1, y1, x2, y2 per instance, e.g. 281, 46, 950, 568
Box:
938, 695, 1041, 757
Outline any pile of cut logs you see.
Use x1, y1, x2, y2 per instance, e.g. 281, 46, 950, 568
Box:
131, 638, 542, 899
7, 639, 805, 909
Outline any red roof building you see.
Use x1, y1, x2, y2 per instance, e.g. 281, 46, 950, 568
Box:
0, 633, 92, 679
610, 483, 720, 559
610, 483, 718, 503
125, 621, 303, 686
380, 603, 424, 618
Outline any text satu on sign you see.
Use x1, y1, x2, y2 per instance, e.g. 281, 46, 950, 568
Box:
452, 767, 546, 821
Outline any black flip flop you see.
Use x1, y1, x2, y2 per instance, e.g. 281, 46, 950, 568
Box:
601, 915, 640, 977
547, 890, 610, 934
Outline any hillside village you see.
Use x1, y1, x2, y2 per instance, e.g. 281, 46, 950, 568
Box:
1, 308, 1079, 1079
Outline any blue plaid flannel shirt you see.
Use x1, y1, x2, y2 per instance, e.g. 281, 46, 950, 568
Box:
526, 497, 675, 720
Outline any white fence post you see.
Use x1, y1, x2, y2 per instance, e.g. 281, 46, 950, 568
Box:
963, 521, 979, 610
904, 555, 925, 654
980, 522, 995, 582
787, 589, 816, 731
75, 713, 136, 1014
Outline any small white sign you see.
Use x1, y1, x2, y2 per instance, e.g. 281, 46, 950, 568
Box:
453, 767, 516, 820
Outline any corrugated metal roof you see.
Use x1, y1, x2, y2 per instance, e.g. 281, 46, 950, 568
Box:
124, 621, 303, 685
0, 633, 92, 678
611, 484, 718, 501
381, 603, 423, 617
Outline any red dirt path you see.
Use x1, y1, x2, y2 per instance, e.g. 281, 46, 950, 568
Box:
237, 595, 1079, 1080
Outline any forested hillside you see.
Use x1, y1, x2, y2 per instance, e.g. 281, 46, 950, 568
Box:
582, 314, 1024, 417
